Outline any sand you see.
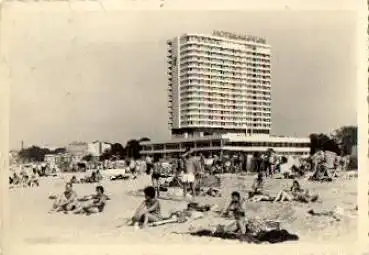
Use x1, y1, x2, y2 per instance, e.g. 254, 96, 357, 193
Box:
6, 172, 357, 251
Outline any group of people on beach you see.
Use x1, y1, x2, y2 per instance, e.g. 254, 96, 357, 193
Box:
128, 148, 321, 231
50, 181, 108, 215
30, 145, 346, 240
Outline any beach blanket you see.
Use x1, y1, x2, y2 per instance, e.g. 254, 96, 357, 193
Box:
189, 229, 299, 244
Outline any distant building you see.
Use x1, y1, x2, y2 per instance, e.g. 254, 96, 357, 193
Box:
67, 141, 89, 161
167, 31, 272, 138
141, 134, 310, 158
88, 141, 112, 157
44, 153, 73, 168
140, 30, 310, 158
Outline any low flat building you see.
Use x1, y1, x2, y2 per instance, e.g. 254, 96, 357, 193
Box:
140, 134, 310, 158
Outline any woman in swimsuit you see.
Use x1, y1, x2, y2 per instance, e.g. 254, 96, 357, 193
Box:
274, 179, 318, 202
131, 186, 162, 228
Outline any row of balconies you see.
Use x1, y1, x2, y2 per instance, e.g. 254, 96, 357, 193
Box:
179, 46, 270, 60
179, 70, 271, 80
180, 104, 271, 112
180, 76, 270, 85
179, 52, 270, 65
179, 86, 271, 96
179, 94, 271, 102
181, 115, 271, 121
179, 82, 271, 92
179, 111, 271, 118
179, 64, 271, 75
179, 58, 271, 70
179, 122, 271, 128
180, 100, 271, 107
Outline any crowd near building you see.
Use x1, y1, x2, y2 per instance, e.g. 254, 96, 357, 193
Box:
141, 30, 310, 158
43, 141, 112, 169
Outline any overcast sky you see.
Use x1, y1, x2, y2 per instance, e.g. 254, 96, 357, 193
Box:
4, 9, 357, 149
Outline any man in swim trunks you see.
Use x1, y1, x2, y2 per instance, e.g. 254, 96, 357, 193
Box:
181, 148, 201, 198
75, 185, 108, 215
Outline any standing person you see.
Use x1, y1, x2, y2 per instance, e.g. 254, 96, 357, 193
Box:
259, 154, 266, 176
129, 158, 137, 179
181, 148, 200, 198
269, 152, 277, 176
151, 159, 162, 198
145, 155, 154, 175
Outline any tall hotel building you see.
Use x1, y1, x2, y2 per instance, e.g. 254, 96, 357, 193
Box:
167, 31, 272, 138
141, 31, 310, 157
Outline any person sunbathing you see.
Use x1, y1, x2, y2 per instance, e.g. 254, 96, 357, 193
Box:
274, 180, 318, 203
221, 191, 247, 234
248, 172, 265, 198
131, 186, 162, 228
49, 182, 78, 213
74, 185, 108, 215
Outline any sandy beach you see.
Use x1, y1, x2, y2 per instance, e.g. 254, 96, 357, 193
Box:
6, 172, 357, 252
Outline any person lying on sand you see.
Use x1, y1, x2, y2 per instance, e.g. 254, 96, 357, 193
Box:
274, 180, 318, 203
221, 191, 247, 234
49, 182, 78, 213
74, 185, 108, 215
130, 186, 162, 228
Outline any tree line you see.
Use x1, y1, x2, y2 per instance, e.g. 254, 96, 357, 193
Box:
17, 137, 151, 163
16, 125, 357, 163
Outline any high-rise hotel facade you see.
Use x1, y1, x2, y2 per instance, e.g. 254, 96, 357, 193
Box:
167, 31, 272, 138
141, 31, 310, 157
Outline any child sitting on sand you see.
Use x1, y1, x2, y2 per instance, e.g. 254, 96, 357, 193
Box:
221, 191, 247, 234
130, 186, 162, 228
74, 185, 108, 215
49, 182, 78, 213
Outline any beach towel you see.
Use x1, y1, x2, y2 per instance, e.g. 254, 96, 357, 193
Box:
189, 229, 299, 244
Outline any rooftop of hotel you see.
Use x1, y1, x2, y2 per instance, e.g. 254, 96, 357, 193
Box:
167, 30, 268, 45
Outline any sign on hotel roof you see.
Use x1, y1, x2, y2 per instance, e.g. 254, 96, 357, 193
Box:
213, 30, 266, 44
